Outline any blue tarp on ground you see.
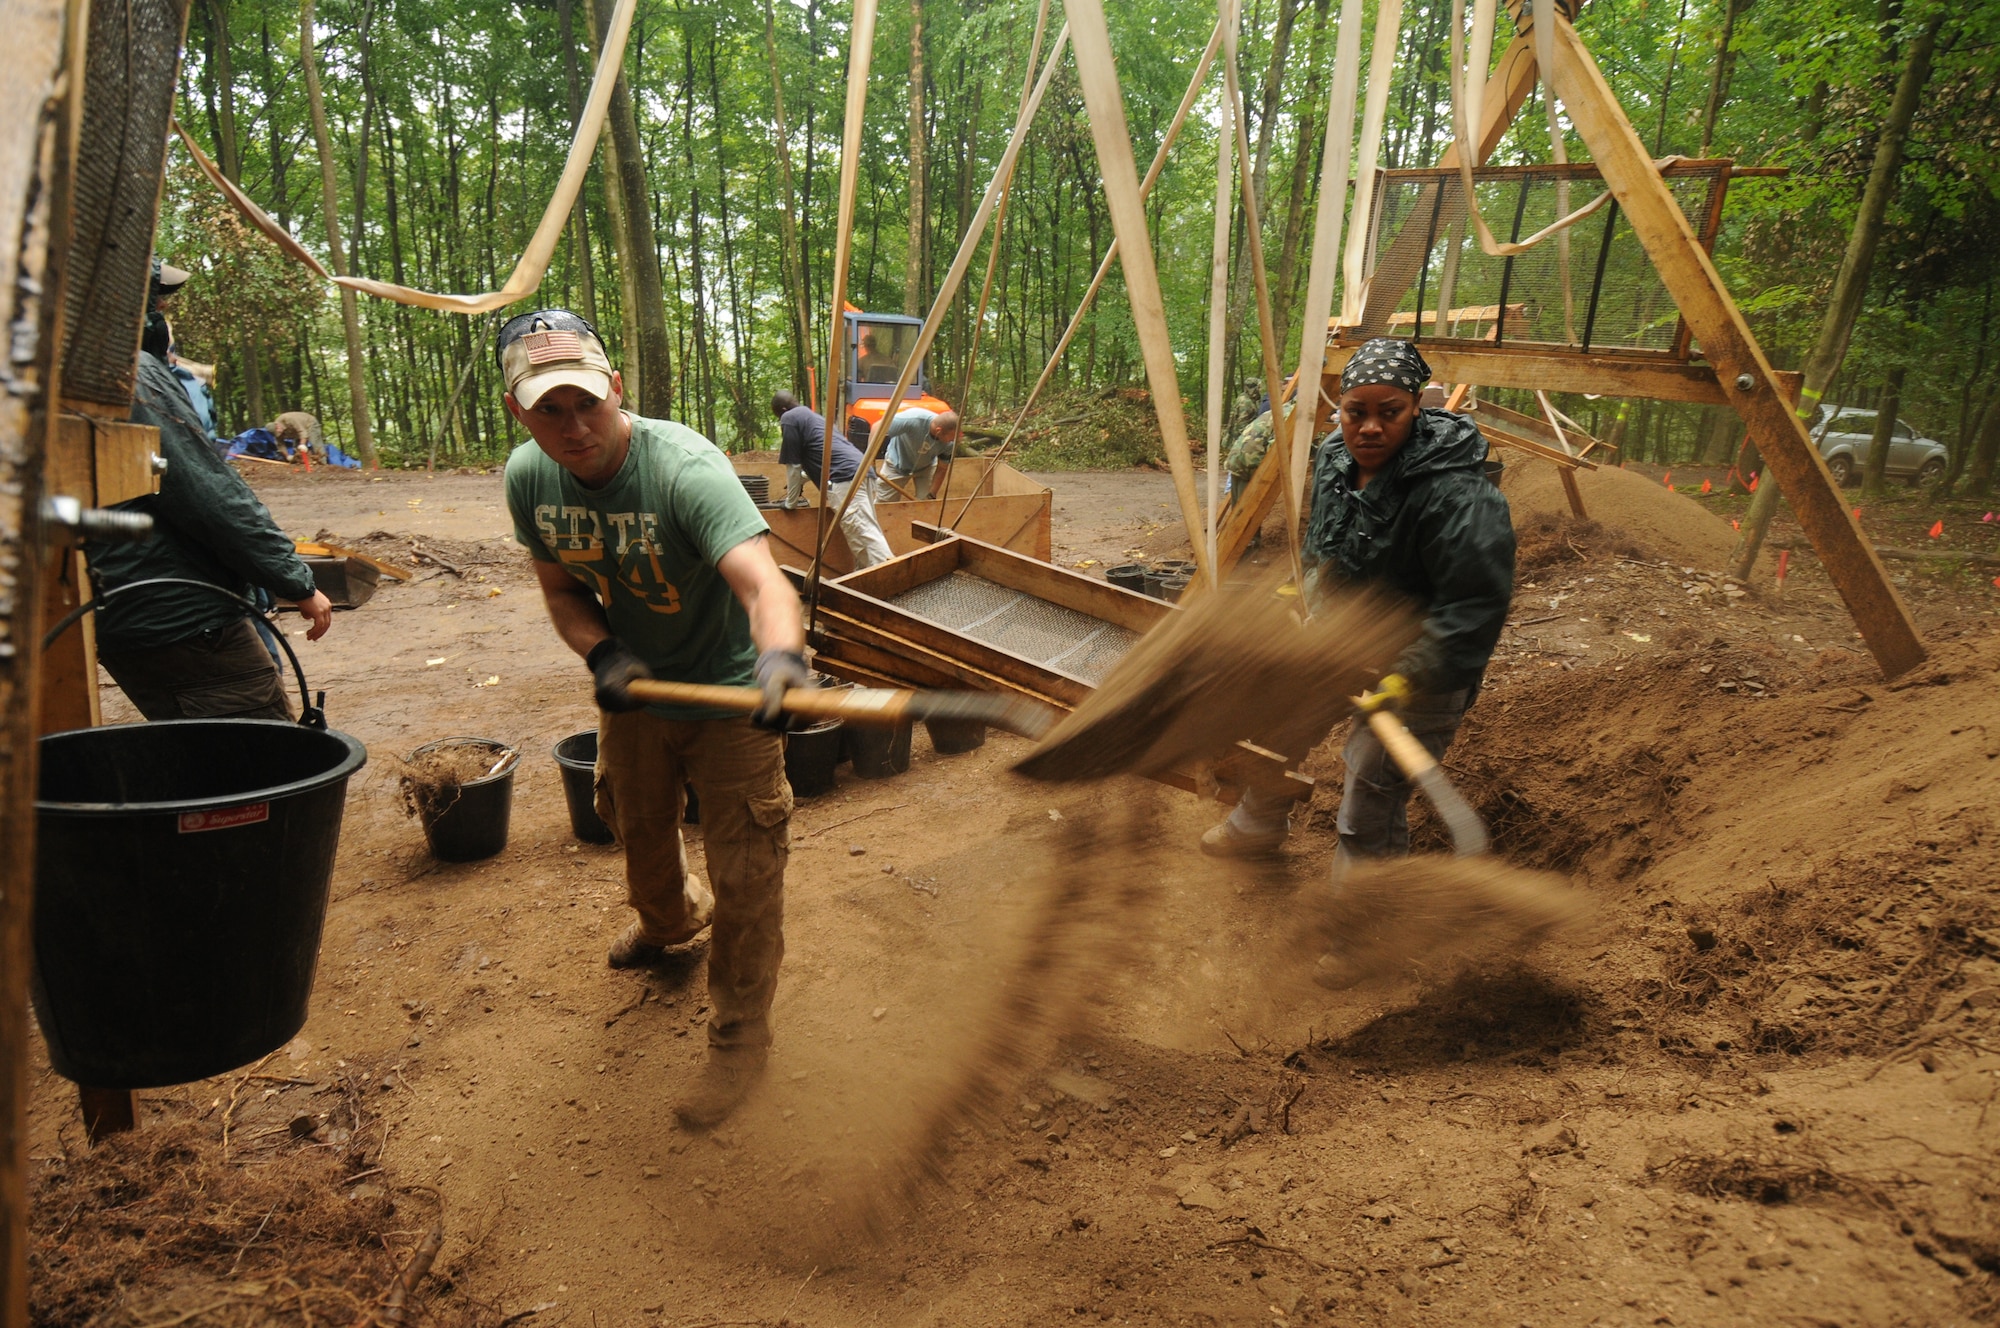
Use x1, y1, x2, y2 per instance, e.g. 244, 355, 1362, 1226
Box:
220, 429, 362, 468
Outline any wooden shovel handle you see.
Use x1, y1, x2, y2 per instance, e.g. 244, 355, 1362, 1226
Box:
625, 678, 912, 724
1366, 709, 1439, 781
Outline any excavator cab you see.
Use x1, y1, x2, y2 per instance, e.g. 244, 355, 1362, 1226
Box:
842, 310, 953, 444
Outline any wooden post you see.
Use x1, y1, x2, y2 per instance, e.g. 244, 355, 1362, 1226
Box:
78, 1087, 136, 1142
3, 0, 79, 1320
1544, 14, 1924, 678
1065, 0, 1214, 589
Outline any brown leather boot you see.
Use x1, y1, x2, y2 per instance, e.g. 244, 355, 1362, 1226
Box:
606, 882, 716, 969
673, 1051, 767, 1131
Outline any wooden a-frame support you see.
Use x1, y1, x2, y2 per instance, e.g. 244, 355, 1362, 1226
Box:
1213, 6, 1924, 679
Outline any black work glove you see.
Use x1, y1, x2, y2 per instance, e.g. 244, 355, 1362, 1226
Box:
752, 648, 811, 731
586, 637, 652, 713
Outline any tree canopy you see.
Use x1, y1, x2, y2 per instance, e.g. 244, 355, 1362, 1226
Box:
160, 0, 1996, 471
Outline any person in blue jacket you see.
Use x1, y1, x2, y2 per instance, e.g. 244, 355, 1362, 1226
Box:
1202, 338, 1515, 867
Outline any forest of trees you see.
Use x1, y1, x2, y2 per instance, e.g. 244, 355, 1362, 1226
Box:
159, 0, 1996, 481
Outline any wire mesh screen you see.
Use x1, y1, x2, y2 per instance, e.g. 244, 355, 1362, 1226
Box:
1352, 162, 1729, 356
889, 572, 1140, 685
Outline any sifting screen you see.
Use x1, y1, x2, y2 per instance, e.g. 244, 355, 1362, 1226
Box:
1350, 162, 1729, 356
888, 572, 1140, 686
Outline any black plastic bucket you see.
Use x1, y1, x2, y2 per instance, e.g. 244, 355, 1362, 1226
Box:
786, 720, 843, 797
409, 737, 516, 862
1106, 563, 1149, 594
33, 719, 367, 1088
925, 717, 988, 754
552, 732, 615, 844
849, 722, 914, 779
1159, 573, 1192, 603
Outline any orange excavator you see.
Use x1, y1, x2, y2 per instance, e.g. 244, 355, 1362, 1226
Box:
827, 308, 953, 448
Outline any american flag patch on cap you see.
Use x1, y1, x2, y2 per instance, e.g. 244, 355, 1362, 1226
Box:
521, 329, 585, 364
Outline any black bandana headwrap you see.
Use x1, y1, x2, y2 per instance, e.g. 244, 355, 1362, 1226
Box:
1339, 337, 1431, 395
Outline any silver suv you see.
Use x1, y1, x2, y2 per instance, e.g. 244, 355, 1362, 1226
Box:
1811, 405, 1948, 487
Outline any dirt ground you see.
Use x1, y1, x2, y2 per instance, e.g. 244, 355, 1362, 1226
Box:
25, 457, 2000, 1327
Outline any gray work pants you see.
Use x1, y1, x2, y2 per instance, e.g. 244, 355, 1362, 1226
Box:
1228, 689, 1471, 863
1333, 690, 1470, 865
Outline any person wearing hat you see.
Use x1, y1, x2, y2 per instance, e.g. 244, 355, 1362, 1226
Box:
499, 308, 806, 1130
1201, 338, 1514, 869
88, 256, 335, 720
142, 257, 190, 359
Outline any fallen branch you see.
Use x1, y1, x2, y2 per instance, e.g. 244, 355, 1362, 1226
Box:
800, 803, 909, 838
1873, 545, 2000, 568
363, 1223, 444, 1326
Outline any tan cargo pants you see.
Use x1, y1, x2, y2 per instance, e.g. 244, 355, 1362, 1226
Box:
595, 711, 792, 1054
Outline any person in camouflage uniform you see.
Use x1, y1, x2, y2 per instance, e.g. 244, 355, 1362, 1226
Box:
1224, 409, 1274, 507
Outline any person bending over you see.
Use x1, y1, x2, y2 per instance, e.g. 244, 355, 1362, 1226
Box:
870, 406, 963, 503
773, 390, 893, 568
500, 309, 806, 1130
1202, 338, 1514, 868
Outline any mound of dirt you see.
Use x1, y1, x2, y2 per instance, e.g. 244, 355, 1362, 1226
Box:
1500, 459, 1765, 574
981, 386, 1169, 471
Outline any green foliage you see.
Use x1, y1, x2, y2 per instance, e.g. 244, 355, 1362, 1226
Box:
156, 157, 326, 375
162, 0, 1996, 471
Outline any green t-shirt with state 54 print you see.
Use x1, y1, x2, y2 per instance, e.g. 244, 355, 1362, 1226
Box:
505, 414, 770, 720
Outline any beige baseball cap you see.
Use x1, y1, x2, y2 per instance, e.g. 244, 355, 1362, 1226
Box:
497, 311, 615, 409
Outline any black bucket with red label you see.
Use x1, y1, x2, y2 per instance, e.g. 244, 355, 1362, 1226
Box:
33, 719, 368, 1087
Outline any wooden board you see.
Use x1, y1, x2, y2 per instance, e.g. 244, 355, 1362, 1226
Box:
1320, 342, 1804, 415
91, 420, 159, 504
1545, 14, 1923, 678
793, 531, 1311, 802
738, 457, 1052, 575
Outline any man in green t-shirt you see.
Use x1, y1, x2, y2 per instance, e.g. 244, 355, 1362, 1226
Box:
500, 309, 807, 1130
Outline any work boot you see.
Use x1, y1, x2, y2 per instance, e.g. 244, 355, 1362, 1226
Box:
606, 881, 715, 968
1199, 816, 1289, 859
673, 1051, 767, 1131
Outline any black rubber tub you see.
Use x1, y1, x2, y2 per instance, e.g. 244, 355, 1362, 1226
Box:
409, 737, 516, 862
33, 719, 368, 1089
849, 722, 914, 779
785, 720, 844, 796
552, 732, 616, 844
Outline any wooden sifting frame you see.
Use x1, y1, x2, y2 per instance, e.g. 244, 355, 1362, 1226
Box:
795, 526, 1312, 804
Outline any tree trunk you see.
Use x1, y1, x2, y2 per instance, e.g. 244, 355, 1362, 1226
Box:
1729, 12, 1943, 578
204, 0, 263, 424
904, 0, 927, 317
1698, 402, 1739, 464
1274, 0, 1332, 356
350, 0, 376, 275
582, 0, 671, 418
1966, 392, 2000, 498
1861, 365, 1904, 497
555, 0, 599, 328
300, 0, 376, 467
1653, 0, 1690, 152
1697, 0, 1751, 156
762, 0, 812, 390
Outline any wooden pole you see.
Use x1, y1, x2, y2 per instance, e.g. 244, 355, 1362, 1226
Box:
1544, 13, 1924, 677
957, 0, 1051, 406
1204, 0, 1237, 580
806, 0, 880, 633
1282, 0, 1366, 533
944, 18, 1227, 530
1065, 0, 1215, 588
3, 0, 78, 1320
810, 25, 1071, 587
